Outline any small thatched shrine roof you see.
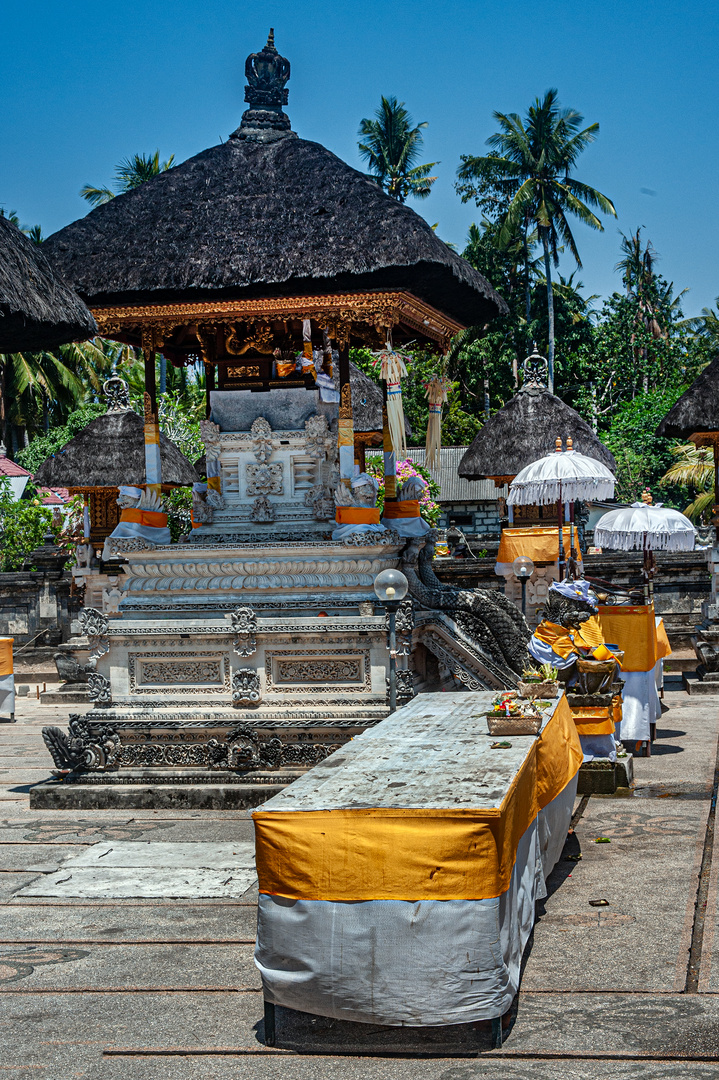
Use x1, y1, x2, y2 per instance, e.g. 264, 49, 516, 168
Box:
43, 34, 504, 331
458, 387, 616, 482
335, 361, 410, 437
656, 356, 719, 440
0, 214, 97, 352
33, 408, 199, 489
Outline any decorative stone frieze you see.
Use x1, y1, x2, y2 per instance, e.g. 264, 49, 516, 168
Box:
232, 668, 262, 707
231, 606, 257, 656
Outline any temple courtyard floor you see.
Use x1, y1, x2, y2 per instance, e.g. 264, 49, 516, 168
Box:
2, 684, 719, 1078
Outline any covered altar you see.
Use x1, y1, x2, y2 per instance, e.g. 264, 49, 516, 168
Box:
33, 32, 533, 806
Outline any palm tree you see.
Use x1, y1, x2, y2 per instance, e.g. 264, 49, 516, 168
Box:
358, 96, 438, 203
80, 151, 175, 207
457, 90, 616, 391
681, 297, 719, 349
662, 443, 715, 521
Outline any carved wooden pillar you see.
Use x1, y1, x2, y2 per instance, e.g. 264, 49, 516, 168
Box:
338, 344, 354, 490
141, 328, 162, 497
205, 362, 216, 420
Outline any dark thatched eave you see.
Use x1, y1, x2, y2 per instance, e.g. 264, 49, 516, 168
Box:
0, 215, 97, 352
458, 388, 616, 480
655, 356, 719, 439
43, 135, 506, 328
32, 409, 199, 488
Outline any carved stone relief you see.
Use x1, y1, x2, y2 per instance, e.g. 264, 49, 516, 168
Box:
128, 655, 230, 695
250, 417, 275, 463
266, 650, 371, 693
87, 672, 112, 704
246, 462, 283, 496
250, 496, 276, 523
231, 607, 257, 657
232, 668, 262, 707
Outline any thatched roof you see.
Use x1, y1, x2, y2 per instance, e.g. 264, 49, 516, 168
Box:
458, 388, 616, 480
0, 215, 97, 352
42, 77, 504, 328
335, 361, 410, 437
656, 356, 719, 439
32, 408, 199, 488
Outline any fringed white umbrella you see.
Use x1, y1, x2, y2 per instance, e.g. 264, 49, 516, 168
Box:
507, 440, 616, 506
507, 437, 616, 579
594, 501, 697, 603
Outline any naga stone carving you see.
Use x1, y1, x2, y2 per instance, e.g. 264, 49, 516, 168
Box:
388, 597, 414, 657
54, 653, 91, 685
42, 716, 121, 773
250, 495, 276, 523
231, 606, 257, 657
390, 669, 416, 706
246, 462, 283, 496
79, 608, 110, 666
232, 668, 262, 707
250, 416, 275, 463
87, 672, 112, 704
401, 530, 531, 678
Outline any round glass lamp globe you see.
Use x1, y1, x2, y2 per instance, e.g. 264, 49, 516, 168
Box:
373, 568, 409, 603
512, 555, 535, 579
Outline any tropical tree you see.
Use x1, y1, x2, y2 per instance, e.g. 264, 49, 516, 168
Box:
661, 443, 715, 521
80, 151, 175, 207
681, 296, 719, 350
358, 96, 437, 203
457, 89, 616, 390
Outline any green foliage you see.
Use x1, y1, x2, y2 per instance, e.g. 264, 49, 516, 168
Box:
358, 96, 438, 202
599, 387, 687, 503
164, 487, 193, 542
365, 456, 441, 524
661, 444, 715, 522
0, 479, 60, 571
16, 403, 106, 472
80, 151, 175, 206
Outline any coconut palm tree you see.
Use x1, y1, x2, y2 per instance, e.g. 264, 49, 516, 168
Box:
681, 297, 719, 349
457, 90, 616, 391
80, 151, 175, 207
662, 443, 715, 521
358, 96, 438, 203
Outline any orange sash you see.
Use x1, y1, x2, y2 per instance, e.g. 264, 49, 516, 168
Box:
120, 508, 168, 528
382, 500, 421, 519
533, 620, 577, 660
335, 507, 381, 525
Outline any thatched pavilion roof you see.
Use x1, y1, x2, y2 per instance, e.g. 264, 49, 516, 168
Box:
0, 215, 97, 352
655, 356, 719, 439
458, 387, 616, 481
32, 408, 199, 488
42, 37, 504, 330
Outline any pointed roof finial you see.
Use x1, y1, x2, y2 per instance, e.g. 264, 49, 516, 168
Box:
233, 29, 294, 143
521, 343, 549, 393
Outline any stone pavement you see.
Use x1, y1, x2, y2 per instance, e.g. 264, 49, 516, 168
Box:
2, 685, 719, 1079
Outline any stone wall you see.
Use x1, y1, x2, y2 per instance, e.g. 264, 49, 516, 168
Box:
0, 570, 78, 647
438, 501, 501, 540
434, 550, 710, 648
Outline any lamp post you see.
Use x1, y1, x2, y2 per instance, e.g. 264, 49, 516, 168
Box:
512, 555, 535, 617
373, 568, 409, 714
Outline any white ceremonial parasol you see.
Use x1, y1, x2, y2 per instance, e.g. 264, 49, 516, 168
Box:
507, 438, 616, 506
593, 502, 697, 553
506, 437, 616, 580
594, 498, 696, 603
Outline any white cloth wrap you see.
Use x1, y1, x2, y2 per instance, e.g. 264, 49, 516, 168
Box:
255, 774, 577, 1026
527, 634, 577, 671
380, 515, 430, 538
579, 733, 617, 762
102, 521, 171, 559
615, 661, 662, 742
331, 523, 387, 541
0, 674, 15, 717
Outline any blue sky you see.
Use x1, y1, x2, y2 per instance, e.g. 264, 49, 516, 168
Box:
2, 0, 717, 316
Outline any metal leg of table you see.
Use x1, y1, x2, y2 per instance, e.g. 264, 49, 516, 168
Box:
491, 1016, 503, 1048
264, 1000, 276, 1047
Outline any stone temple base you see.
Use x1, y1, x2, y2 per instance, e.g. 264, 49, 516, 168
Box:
30, 769, 295, 810
577, 755, 634, 795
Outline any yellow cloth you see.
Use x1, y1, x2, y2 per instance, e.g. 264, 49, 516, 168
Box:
497, 526, 581, 565
574, 615, 604, 650
335, 506, 381, 525
656, 619, 672, 660
0, 639, 12, 677
253, 696, 582, 903
570, 706, 615, 736
598, 605, 666, 672
533, 620, 577, 660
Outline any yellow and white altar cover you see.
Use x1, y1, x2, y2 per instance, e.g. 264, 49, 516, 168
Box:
0, 638, 14, 718
253, 691, 582, 1025
598, 605, 672, 742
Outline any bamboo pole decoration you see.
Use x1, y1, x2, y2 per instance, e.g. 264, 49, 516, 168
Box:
142, 329, 162, 499
380, 345, 408, 458
337, 345, 355, 490
382, 381, 397, 503
424, 376, 448, 474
